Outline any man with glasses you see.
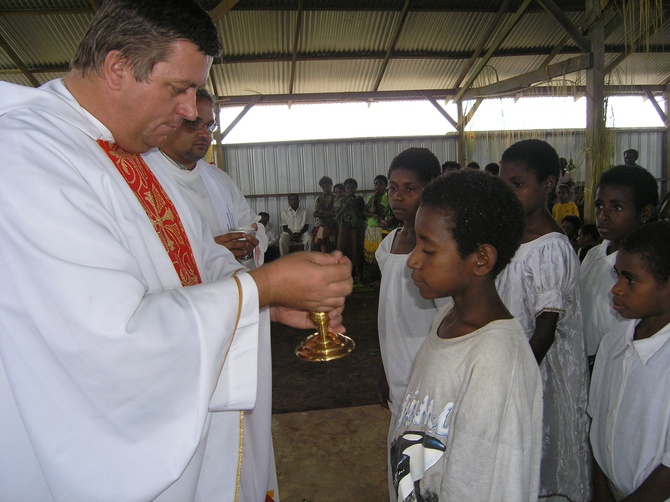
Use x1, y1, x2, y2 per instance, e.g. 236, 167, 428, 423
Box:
148, 88, 267, 267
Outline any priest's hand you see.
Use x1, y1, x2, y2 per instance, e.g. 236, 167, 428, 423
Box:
270, 306, 346, 334
249, 250, 352, 311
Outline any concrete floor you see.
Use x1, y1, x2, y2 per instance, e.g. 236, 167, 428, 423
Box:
272, 405, 391, 501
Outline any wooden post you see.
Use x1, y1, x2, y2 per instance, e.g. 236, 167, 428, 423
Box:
584, 0, 606, 224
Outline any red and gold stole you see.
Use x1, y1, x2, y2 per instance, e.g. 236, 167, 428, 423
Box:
97, 140, 202, 287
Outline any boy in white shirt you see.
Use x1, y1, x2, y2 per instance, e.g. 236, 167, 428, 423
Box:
589, 222, 670, 500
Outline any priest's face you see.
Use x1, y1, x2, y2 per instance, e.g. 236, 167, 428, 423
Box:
112, 40, 212, 154
160, 97, 215, 168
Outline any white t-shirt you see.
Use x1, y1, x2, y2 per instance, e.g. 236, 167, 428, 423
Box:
391, 303, 543, 502
588, 319, 670, 497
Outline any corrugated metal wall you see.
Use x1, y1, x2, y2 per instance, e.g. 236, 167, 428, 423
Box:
224, 136, 458, 227
223, 130, 666, 228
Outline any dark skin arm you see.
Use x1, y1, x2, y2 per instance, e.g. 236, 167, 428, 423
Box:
622, 464, 670, 502
529, 311, 559, 364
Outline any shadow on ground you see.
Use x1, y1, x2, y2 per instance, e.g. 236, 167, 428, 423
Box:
270, 287, 382, 414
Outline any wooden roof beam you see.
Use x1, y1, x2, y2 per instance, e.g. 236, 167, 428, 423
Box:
371, 0, 411, 92
643, 87, 668, 126
0, 8, 93, 15
0, 32, 39, 87
536, 0, 591, 53
454, 0, 512, 88
288, 0, 305, 96
453, 0, 533, 103
217, 83, 666, 107
462, 53, 593, 100
210, 0, 239, 23
424, 93, 458, 129
218, 95, 261, 139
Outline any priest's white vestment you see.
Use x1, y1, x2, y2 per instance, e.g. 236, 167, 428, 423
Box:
0, 79, 272, 502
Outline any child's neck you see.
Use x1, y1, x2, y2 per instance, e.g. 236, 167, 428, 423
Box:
523, 206, 562, 243
390, 219, 415, 254
437, 281, 513, 339
634, 312, 670, 341
606, 239, 621, 255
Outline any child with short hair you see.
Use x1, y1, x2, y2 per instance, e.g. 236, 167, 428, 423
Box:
391, 170, 542, 501
496, 139, 592, 501
588, 221, 670, 501
376, 147, 442, 500
580, 165, 658, 360
552, 183, 580, 222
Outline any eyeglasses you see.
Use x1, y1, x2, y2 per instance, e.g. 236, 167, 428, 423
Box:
182, 117, 218, 133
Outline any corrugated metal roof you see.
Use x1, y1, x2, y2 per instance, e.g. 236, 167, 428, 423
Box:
1, 0, 668, 105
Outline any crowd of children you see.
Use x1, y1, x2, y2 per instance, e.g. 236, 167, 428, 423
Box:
373, 140, 669, 502
261, 139, 668, 501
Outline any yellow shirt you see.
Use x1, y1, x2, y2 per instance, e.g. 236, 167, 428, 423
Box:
552, 201, 579, 223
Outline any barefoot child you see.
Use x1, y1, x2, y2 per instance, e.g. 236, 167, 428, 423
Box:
589, 222, 670, 501
376, 148, 442, 500
391, 170, 542, 501
496, 139, 591, 501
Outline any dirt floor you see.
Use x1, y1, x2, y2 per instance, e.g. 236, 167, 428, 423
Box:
270, 286, 383, 414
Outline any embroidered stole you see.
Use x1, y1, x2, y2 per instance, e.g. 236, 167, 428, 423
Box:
98, 141, 249, 496
97, 140, 202, 286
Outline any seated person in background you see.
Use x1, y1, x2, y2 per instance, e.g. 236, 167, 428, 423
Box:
589, 222, 670, 501
466, 161, 480, 170
561, 214, 582, 252
576, 223, 600, 263
551, 183, 580, 223
392, 170, 542, 501
484, 162, 500, 176
259, 212, 280, 262
279, 193, 312, 256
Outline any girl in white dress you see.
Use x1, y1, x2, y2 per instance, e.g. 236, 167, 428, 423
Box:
496, 139, 592, 502
375, 147, 441, 500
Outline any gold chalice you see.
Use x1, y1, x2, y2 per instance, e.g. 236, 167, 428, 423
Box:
295, 311, 355, 362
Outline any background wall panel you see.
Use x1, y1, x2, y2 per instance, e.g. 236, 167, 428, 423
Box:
222, 130, 665, 230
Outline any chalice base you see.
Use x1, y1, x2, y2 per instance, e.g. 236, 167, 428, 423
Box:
295, 331, 356, 362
